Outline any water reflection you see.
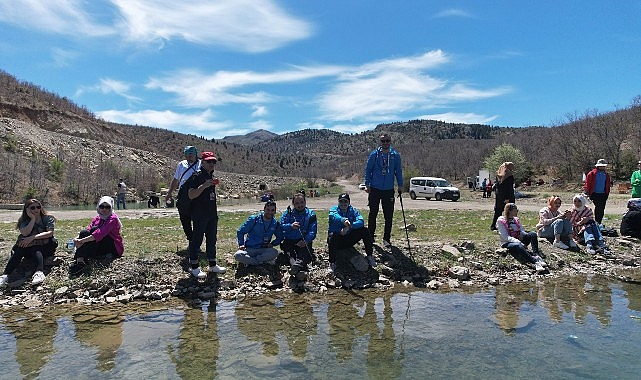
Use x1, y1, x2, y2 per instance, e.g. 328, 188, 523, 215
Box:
0, 276, 639, 379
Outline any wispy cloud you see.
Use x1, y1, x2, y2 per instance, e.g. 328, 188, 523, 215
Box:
96, 108, 231, 137
111, 0, 312, 52
415, 112, 498, 124
251, 105, 268, 118
75, 78, 141, 103
433, 8, 474, 19
328, 123, 375, 134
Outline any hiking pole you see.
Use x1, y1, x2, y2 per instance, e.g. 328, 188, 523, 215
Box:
398, 192, 413, 261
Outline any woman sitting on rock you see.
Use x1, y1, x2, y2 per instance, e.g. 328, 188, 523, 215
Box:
0, 199, 57, 286
536, 195, 576, 249
496, 203, 547, 273
569, 194, 608, 255
72, 196, 124, 272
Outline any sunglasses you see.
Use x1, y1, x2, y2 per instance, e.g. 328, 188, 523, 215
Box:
338, 199, 350, 204
99, 204, 112, 209
380, 139, 391, 143
29, 205, 42, 211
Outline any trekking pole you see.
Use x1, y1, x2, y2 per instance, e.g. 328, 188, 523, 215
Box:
398, 192, 413, 261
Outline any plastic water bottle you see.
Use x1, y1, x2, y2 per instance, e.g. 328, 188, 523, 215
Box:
66, 238, 75, 254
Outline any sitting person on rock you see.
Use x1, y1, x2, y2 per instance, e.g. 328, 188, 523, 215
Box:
620, 198, 641, 239
280, 192, 317, 280
327, 193, 375, 273
569, 194, 608, 255
0, 199, 57, 287
536, 196, 576, 249
496, 203, 547, 272
72, 196, 124, 271
234, 201, 283, 267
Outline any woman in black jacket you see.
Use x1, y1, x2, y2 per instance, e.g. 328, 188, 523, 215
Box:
491, 162, 515, 230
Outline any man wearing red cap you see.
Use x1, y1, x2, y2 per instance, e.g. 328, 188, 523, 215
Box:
185, 151, 226, 279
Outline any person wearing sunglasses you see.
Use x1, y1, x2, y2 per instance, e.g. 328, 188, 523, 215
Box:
364, 133, 403, 251
0, 199, 57, 287
71, 196, 124, 273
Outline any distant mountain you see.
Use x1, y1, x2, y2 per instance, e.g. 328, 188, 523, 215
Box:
222, 129, 278, 145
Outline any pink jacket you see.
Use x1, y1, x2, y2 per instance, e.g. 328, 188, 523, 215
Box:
88, 214, 124, 257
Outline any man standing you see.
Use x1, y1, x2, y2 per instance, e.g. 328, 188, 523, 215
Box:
584, 158, 611, 225
166, 146, 201, 242
630, 160, 641, 198
116, 179, 127, 210
364, 133, 403, 249
185, 151, 226, 279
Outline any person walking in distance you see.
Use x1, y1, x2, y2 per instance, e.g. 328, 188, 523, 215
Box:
166, 146, 201, 242
364, 133, 403, 248
116, 179, 127, 210
584, 159, 611, 225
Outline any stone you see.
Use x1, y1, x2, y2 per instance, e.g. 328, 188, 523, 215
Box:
442, 245, 462, 258
448, 266, 470, 281
55, 286, 69, 296
426, 279, 441, 289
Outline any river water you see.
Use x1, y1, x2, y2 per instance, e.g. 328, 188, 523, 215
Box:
1, 274, 640, 379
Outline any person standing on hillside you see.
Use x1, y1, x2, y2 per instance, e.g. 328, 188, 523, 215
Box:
630, 160, 641, 198
584, 159, 611, 225
491, 162, 515, 230
364, 133, 403, 249
166, 146, 201, 242
184, 151, 226, 279
116, 179, 127, 210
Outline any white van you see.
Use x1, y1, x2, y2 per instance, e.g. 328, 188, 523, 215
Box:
409, 177, 460, 201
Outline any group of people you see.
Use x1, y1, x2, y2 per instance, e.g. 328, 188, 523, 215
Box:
0, 196, 124, 286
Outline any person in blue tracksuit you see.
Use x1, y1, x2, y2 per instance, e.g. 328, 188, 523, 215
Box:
280, 192, 317, 275
364, 133, 403, 248
235, 201, 284, 266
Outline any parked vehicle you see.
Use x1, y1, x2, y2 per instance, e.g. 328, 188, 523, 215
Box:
409, 177, 460, 201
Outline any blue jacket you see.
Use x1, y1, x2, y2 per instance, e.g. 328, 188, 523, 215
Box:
328, 205, 365, 235
365, 146, 403, 190
280, 206, 317, 243
237, 213, 283, 248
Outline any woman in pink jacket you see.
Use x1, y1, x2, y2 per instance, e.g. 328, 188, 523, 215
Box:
72, 196, 124, 268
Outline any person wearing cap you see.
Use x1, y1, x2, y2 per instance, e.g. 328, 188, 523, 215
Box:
327, 193, 375, 272
235, 201, 284, 267
166, 146, 202, 242
364, 133, 403, 248
184, 151, 226, 279
583, 159, 611, 225
630, 161, 641, 198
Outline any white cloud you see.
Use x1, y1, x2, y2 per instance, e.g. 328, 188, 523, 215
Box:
75, 78, 141, 103
111, 0, 312, 52
327, 123, 374, 134
415, 112, 498, 124
251, 105, 268, 118
433, 9, 474, 19
248, 119, 273, 131
296, 122, 325, 130
0, 0, 114, 37
51, 48, 80, 68
96, 108, 231, 137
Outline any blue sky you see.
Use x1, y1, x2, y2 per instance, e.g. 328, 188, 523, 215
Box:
1, 1, 640, 139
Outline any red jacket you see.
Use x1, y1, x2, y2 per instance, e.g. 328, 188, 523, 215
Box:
583, 168, 611, 196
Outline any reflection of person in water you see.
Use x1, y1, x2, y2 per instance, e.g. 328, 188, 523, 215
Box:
73, 311, 124, 372
493, 283, 538, 334
235, 296, 317, 359
4, 314, 57, 379
173, 301, 220, 379
365, 295, 403, 380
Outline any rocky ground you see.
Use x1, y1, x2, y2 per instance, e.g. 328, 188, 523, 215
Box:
1, 186, 641, 309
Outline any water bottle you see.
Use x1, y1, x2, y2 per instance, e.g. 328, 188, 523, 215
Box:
66, 238, 75, 254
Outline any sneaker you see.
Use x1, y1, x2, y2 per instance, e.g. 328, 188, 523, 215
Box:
208, 265, 227, 274
382, 240, 392, 249
568, 240, 578, 248
367, 255, 377, 267
586, 245, 596, 255
534, 261, 546, 272
0, 274, 7, 287
553, 240, 569, 250
191, 267, 207, 279
328, 262, 337, 273
31, 271, 45, 285
533, 256, 547, 267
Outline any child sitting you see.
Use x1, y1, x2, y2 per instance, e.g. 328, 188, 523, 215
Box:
569, 194, 608, 255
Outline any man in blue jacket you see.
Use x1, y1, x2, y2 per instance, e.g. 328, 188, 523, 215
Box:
328, 193, 375, 272
235, 201, 284, 267
281, 192, 317, 278
364, 133, 403, 250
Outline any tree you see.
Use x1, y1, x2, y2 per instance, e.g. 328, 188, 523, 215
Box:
483, 144, 527, 182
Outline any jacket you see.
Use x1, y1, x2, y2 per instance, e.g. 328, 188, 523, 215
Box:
237, 213, 283, 248
328, 205, 365, 235
280, 206, 317, 243
88, 214, 124, 257
364, 146, 403, 191
584, 168, 611, 196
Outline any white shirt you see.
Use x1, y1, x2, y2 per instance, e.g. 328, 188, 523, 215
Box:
174, 159, 201, 188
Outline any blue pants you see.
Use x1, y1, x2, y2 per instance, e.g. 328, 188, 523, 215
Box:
538, 219, 572, 241
583, 222, 603, 246
189, 215, 218, 266
234, 247, 279, 266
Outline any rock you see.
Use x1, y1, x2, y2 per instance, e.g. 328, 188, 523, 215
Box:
103, 288, 116, 297
23, 298, 42, 308
496, 248, 509, 257
426, 279, 441, 289
105, 296, 117, 303
621, 256, 637, 266
442, 245, 462, 258
447, 279, 460, 288
487, 277, 500, 285
459, 240, 475, 250
55, 286, 69, 296
402, 223, 417, 232
448, 266, 470, 281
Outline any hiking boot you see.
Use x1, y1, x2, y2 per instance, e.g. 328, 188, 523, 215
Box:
191, 267, 207, 279
553, 240, 569, 250
568, 240, 578, 249
0, 274, 7, 287
586, 245, 596, 255
208, 264, 227, 274
295, 270, 308, 281
289, 264, 301, 275
31, 271, 46, 285
382, 240, 392, 249
367, 255, 377, 268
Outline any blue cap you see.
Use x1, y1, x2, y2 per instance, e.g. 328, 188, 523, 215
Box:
184, 146, 197, 156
